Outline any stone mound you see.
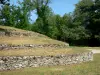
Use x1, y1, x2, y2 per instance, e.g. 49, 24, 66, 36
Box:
0, 26, 93, 71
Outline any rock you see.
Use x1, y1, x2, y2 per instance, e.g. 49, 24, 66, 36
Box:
0, 51, 93, 71
0, 43, 69, 50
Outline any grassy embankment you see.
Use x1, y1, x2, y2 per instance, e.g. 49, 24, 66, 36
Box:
0, 26, 89, 56
0, 26, 100, 75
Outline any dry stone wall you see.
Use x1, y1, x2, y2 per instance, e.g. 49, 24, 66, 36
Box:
0, 52, 93, 71
0, 29, 46, 37
0, 31, 35, 37
0, 44, 68, 50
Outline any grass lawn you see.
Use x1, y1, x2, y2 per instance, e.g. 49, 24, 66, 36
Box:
0, 54, 100, 75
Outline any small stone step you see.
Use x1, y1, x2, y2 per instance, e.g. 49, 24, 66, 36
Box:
0, 44, 69, 50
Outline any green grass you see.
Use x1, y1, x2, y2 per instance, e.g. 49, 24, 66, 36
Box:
0, 54, 100, 75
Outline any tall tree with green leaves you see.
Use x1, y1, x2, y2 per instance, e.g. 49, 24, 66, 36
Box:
31, 0, 51, 34
0, 0, 9, 5
74, 0, 100, 46
0, 0, 10, 25
0, 4, 11, 25
0, 0, 32, 29
15, 0, 31, 29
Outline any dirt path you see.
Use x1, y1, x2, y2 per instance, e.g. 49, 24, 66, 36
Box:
88, 49, 100, 54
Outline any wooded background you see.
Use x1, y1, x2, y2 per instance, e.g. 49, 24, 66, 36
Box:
0, 0, 100, 46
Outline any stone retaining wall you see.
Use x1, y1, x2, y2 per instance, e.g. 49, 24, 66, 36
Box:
0, 31, 32, 37
0, 52, 93, 71
0, 28, 32, 37
0, 44, 68, 50
0, 30, 44, 37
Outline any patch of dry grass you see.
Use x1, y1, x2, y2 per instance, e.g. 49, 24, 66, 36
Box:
0, 47, 89, 56
0, 26, 67, 45
0, 25, 27, 32
0, 48, 70, 56
70, 46, 100, 51
0, 36, 67, 45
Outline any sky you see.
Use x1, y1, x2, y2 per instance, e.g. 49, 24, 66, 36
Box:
10, 0, 79, 22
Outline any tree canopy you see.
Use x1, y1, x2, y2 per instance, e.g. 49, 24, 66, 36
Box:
0, 0, 100, 46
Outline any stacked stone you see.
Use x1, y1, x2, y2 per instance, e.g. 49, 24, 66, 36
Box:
0, 44, 69, 50
0, 52, 93, 71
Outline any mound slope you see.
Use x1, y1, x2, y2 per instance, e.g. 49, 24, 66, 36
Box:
0, 26, 69, 45
0, 26, 93, 71
0, 26, 71, 56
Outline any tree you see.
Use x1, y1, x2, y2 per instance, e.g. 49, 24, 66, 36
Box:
74, 0, 100, 46
0, 5, 11, 25
14, 0, 31, 29
0, 0, 10, 25
46, 14, 59, 39
0, 0, 9, 5
31, 0, 51, 34
32, 0, 50, 18
0, 0, 32, 30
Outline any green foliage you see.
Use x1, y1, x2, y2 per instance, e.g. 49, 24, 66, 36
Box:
32, 18, 44, 33
0, 0, 31, 30
47, 14, 59, 39
74, 0, 100, 46
0, 0, 9, 5
0, 5, 15, 26
0, 0, 100, 46
31, 0, 54, 36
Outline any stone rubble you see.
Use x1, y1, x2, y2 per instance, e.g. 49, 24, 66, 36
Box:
0, 44, 69, 50
0, 52, 93, 71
